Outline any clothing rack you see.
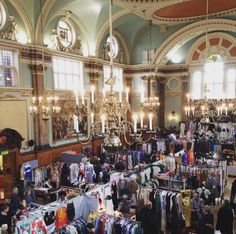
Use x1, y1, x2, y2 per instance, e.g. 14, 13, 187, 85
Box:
137, 183, 181, 193
101, 213, 141, 224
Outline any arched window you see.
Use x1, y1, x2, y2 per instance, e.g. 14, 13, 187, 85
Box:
106, 36, 119, 59
190, 54, 236, 100
57, 19, 75, 48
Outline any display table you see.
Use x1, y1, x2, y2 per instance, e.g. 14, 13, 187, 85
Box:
34, 187, 61, 204
227, 166, 236, 176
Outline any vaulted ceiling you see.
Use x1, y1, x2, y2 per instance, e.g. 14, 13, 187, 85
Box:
4, 0, 236, 64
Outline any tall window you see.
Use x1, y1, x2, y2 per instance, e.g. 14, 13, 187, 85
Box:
53, 57, 83, 92
103, 65, 123, 92
226, 69, 236, 99
204, 54, 224, 99
0, 50, 17, 87
190, 54, 236, 99
191, 71, 202, 100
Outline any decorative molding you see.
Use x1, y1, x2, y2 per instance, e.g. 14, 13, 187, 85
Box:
153, 8, 236, 25
30, 64, 46, 73
153, 19, 236, 65
166, 77, 181, 91
0, 92, 15, 99
0, 16, 17, 41
20, 90, 32, 96
113, 0, 187, 25
42, 10, 90, 55
8, 0, 34, 42
20, 47, 52, 62
187, 32, 236, 64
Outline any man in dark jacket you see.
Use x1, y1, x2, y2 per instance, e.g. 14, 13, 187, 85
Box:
230, 179, 236, 213
137, 201, 157, 234
216, 199, 234, 234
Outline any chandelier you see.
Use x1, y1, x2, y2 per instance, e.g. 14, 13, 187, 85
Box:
184, 85, 235, 123
72, 0, 160, 152
184, 0, 236, 124
29, 95, 61, 121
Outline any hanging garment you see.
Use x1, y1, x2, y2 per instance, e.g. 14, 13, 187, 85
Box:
55, 207, 68, 229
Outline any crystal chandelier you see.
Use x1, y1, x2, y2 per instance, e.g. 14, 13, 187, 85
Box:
185, 85, 235, 123
29, 95, 61, 121
184, 0, 236, 123
72, 0, 160, 151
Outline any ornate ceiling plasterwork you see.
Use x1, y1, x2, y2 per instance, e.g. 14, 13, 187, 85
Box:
187, 32, 236, 64
113, 0, 190, 25
153, 8, 236, 24
153, 0, 236, 24
152, 19, 236, 65
114, 0, 236, 25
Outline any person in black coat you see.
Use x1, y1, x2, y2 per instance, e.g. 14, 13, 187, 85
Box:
137, 201, 157, 234
198, 205, 214, 234
216, 199, 234, 234
230, 179, 236, 213
0, 204, 12, 233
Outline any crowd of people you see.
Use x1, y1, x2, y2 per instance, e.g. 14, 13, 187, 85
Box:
191, 194, 234, 234
0, 182, 36, 233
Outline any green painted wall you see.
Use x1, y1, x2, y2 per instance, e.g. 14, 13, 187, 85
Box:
165, 95, 182, 128
131, 23, 188, 64
21, 63, 32, 88
44, 66, 54, 89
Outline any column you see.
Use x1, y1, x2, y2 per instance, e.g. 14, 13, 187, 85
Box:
181, 76, 189, 121
30, 64, 50, 149
157, 78, 165, 128
126, 76, 133, 122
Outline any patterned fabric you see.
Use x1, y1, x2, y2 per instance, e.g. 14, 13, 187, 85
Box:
56, 207, 68, 229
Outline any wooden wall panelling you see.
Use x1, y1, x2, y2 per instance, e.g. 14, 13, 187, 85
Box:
19, 138, 103, 168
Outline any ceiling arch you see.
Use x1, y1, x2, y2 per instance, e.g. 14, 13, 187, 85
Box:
153, 19, 236, 65
187, 32, 236, 64
95, 9, 130, 56
35, 0, 56, 44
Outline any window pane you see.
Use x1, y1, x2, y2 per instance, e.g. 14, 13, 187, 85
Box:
65, 60, 72, 73
191, 71, 202, 99
226, 69, 236, 99
66, 74, 73, 89
72, 61, 79, 74
58, 59, 65, 73
53, 56, 83, 91
4, 68, 14, 86
54, 73, 59, 89
2, 50, 13, 66
58, 74, 65, 88
0, 68, 3, 86
53, 58, 58, 72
